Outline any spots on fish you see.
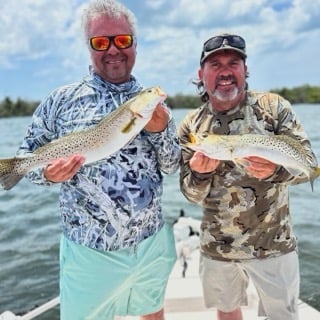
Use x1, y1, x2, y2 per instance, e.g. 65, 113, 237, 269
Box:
0, 86, 166, 190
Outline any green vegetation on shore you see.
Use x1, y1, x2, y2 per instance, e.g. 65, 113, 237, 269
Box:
272, 84, 320, 104
166, 84, 320, 109
0, 97, 39, 118
1, 84, 319, 118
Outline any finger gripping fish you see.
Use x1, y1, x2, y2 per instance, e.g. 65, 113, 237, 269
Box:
0, 86, 167, 190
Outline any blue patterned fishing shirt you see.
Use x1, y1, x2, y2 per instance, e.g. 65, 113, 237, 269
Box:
18, 70, 181, 251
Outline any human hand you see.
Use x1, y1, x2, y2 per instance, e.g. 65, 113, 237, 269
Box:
189, 151, 220, 173
144, 103, 169, 133
243, 156, 277, 179
44, 154, 85, 183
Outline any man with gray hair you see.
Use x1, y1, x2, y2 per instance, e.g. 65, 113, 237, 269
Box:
18, 0, 180, 319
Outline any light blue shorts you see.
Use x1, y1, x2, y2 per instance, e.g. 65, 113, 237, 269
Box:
60, 224, 177, 320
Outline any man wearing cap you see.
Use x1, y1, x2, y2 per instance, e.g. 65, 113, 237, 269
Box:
178, 33, 317, 320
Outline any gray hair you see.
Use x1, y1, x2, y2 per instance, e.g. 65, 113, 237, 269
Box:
82, 0, 138, 41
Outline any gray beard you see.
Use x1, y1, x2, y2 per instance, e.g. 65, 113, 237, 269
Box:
211, 86, 239, 101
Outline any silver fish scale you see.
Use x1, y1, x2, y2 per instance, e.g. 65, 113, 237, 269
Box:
238, 134, 309, 165
0, 86, 166, 190
188, 133, 319, 182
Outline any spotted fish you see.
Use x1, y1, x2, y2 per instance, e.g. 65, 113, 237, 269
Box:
185, 133, 320, 188
0, 86, 166, 190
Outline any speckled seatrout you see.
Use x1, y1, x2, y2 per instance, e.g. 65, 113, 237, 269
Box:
0, 86, 166, 190
186, 133, 320, 187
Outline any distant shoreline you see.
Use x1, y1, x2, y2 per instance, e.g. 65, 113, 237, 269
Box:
1, 84, 320, 118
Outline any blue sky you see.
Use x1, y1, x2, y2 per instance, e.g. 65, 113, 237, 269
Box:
0, 0, 320, 102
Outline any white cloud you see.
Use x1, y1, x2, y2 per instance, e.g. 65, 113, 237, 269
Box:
0, 0, 319, 100
0, 0, 85, 67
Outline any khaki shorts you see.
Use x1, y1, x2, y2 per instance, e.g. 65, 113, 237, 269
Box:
200, 251, 299, 320
60, 224, 177, 320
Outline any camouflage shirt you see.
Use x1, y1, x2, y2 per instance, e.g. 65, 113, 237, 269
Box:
179, 91, 317, 261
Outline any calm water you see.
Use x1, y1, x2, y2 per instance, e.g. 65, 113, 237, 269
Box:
0, 106, 319, 319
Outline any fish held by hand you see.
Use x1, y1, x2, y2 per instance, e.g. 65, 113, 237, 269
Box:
0, 87, 167, 191
185, 133, 320, 189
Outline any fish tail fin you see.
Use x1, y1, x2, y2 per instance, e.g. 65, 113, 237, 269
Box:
314, 167, 320, 179
0, 158, 25, 190
310, 167, 320, 192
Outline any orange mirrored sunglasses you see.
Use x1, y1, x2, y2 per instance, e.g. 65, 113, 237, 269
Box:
89, 34, 134, 51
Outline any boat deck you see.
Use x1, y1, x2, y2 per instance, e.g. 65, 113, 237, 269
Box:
125, 250, 320, 320
1, 245, 319, 320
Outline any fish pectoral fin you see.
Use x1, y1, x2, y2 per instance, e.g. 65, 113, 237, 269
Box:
183, 142, 199, 152
189, 133, 197, 144
284, 166, 304, 177
121, 117, 137, 133
133, 111, 143, 119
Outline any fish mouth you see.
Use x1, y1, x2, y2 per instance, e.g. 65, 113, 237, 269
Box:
156, 87, 167, 98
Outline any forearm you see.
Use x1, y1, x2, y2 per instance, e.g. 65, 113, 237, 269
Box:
25, 168, 56, 186
146, 118, 181, 174
180, 153, 213, 203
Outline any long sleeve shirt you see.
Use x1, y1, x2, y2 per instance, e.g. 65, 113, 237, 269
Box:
179, 91, 317, 261
19, 71, 181, 251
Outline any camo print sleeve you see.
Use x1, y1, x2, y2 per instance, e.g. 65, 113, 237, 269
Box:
178, 91, 317, 261
178, 108, 215, 204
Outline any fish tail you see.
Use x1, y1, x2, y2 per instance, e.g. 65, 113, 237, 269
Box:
315, 167, 320, 179
0, 158, 25, 190
310, 167, 320, 192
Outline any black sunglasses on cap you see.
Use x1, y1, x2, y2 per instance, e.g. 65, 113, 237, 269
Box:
200, 34, 246, 64
90, 34, 134, 51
